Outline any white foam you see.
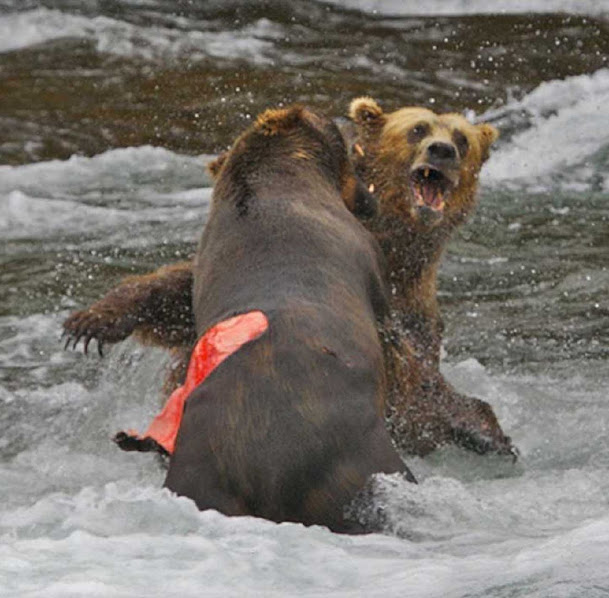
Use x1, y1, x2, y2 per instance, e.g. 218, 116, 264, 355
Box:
0, 190, 139, 238
0, 8, 275, 64
0, 145, 211, 198
0, 313, 78, 372
0, 7, 92, 52
0, 146, 212, 239
2, 318, 609, 595
331, 0, 609, 16
483, 69, 609, 189
2, 478, 609, 597
0, 189, 209, 240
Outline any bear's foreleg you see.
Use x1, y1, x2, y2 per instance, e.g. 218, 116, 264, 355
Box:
62, 262, 195, 355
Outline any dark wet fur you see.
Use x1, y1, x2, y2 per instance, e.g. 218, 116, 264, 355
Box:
61, 109, 513, 461
162, 106, 413, 532
62, 263, 195, 355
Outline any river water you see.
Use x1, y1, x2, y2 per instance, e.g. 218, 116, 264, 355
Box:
1, 2, 608, 597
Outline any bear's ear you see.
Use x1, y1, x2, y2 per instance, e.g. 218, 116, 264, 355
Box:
349, 97, 386, 130
207, 151, 228, 179
476, 123, 499, 163
256, 105, 305, 136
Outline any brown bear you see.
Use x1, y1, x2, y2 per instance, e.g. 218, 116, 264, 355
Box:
62, 98, 514, 458
147, 104, 413, 531
345, 98, 512, 457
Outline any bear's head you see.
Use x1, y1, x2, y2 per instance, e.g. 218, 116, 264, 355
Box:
349, 97, 498, 230
209, 105, 377, 219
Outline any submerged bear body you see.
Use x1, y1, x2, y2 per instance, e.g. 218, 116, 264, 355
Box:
153, 106, 411, 531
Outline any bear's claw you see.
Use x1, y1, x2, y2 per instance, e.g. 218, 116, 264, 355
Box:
62, 309, 136, 356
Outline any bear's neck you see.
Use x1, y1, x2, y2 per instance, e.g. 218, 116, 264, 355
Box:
366, 201, 456, 363
370, 211, 446, 311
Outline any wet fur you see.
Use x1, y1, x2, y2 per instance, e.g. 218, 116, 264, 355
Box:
144, 106, 412, 530
63, 100, 512, 458
62, 263, 195, 356
347, 98, 511, 456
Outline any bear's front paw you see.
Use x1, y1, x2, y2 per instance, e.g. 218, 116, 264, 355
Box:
449, 397, 518, 460
451, 424, 518, 461
62, 309, 136, 356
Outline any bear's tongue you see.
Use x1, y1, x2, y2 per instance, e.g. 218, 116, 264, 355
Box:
412, 174, 445, 212
422, 183, 444, 211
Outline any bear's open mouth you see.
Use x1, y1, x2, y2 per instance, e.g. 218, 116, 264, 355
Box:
409, 166, 452, 212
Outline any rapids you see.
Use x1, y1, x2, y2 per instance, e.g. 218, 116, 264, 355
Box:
1, 2, 608, 596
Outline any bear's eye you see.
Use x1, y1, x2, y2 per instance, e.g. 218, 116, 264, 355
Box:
408, 123, 429, 143
453, 130, 469, 157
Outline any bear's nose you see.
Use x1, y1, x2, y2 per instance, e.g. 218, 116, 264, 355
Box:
427, 142, 457, 162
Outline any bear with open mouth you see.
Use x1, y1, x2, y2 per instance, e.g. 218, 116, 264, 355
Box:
62, 98, 514, 459
346, 97, 513, 457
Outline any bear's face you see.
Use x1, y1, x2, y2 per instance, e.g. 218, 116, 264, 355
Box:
349, 97, 498, 229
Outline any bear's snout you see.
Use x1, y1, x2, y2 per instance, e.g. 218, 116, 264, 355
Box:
427, 141, 458, 164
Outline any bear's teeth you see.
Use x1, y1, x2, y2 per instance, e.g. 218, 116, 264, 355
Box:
354, 143, 365, 157
433, 192, 445, 211
424, 168, 430, 178
368, 184, 375, 193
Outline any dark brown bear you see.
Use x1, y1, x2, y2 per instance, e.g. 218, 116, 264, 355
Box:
63, 99, 513, 458
108, 105, 415, 531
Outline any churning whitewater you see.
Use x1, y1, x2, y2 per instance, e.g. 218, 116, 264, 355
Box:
1, 1, 608, 596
